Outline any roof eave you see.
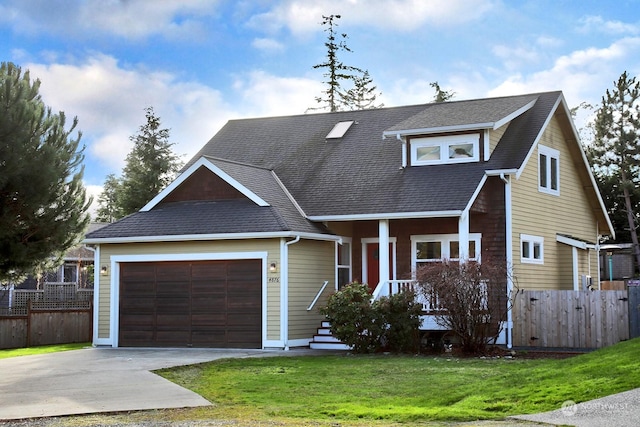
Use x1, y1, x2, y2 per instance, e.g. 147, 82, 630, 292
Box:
83, 231, 340, 245
309, 210, 464, 222
383, 123, 494, 139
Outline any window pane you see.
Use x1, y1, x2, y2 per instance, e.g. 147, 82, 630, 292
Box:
450, 241, 459, 258
550, 157, 558, 190
338, 242, 351, 265
417, 146, 440, 161
522, 241, 530, 259
449, 143, 474, 159
417, 242, 441, 260
469, 241, 476, 258
63, 263, 77, 283
539, 154, 547, 187
338, 268, 350, 289
533, 242, 542, 259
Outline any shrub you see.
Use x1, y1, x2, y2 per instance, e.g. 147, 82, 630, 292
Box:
415, 259, 512, 354
374, 290, 423, 353
320, 282, 422, 353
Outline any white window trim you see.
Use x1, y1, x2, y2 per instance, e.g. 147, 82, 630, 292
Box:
538, 145, 560, 195
411, 134, 480, 166
336, 237, 352, 290
411, 233, 482, 273
520, 234, 544, 264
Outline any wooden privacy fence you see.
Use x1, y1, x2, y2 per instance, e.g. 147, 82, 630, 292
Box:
0, 301, 92, 349
512, 290, 629, 349
0, 285, 93, 349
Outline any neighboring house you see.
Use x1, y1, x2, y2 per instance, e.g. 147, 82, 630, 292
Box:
1, 223, 105, 310
84, 91, 613, 350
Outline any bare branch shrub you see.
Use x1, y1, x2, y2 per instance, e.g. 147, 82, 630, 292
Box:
416, 259, 513, 354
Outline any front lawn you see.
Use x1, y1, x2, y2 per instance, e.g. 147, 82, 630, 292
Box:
157, 338, 640, 424
0, 342, 89, 359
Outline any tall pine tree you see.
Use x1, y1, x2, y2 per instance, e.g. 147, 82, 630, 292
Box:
96, 107, 182, 220
591, 71, 640, 270
0, 62, 90, 283
310, 15, 382, 112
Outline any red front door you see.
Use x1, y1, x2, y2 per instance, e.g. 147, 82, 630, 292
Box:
366, 243, 394, 292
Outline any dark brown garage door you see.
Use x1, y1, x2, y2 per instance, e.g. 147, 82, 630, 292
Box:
119, 259, 261, 348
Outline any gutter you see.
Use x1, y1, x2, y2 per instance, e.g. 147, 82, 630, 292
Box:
281, 236, 301, 350
500, 172, 514, 349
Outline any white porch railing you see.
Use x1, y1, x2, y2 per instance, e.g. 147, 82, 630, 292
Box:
371, 280, 445, 313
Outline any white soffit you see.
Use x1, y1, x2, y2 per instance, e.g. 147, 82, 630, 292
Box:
326, 120, 354, 139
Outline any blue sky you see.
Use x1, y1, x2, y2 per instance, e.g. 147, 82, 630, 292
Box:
1, 0, 639, 215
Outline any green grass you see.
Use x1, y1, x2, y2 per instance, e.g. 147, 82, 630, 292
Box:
157, 338, 640, 424
0, 342, 89, 359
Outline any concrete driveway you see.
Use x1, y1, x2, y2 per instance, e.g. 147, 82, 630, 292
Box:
0, 346, 293, 421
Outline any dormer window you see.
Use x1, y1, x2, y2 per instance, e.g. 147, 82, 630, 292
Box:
410, 134, 480, 165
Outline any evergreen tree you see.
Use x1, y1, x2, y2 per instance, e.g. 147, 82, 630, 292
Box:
342, 70, 384, 110
0, 62, 90, 283
95, 173, 122, 223
591, 71, 640, 269
311, 14, 364, 112
430, 81, 455, 102
103, 107, 182, 218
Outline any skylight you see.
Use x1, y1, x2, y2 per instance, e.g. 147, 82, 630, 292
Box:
326, 120, 354, 139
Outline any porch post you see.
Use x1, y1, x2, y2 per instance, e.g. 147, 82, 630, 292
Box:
379, 219, 390, 286
458, 209, 470, 263
572, 246, 579, 291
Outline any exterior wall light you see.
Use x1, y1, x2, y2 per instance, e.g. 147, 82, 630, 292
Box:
269, 262, 277, 273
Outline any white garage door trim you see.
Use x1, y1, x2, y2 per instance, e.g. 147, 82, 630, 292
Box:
105, 252, 268, 348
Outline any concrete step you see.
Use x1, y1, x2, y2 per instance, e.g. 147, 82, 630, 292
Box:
309, 341, 351, 350
316, 327, 331, 335
312, 334, 343, 343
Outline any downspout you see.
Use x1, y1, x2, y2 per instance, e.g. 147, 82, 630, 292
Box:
500, 173, 514, 349
86, 244, 99, 347
282, 236, 301, 350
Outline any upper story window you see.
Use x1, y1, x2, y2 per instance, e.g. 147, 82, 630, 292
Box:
411, 134, 480, 166
538, 145, 559, 195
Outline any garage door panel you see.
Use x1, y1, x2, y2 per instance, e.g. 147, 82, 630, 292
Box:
119, 259, 262, 348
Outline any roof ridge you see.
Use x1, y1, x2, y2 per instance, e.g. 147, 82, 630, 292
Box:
203, 155, 273, 171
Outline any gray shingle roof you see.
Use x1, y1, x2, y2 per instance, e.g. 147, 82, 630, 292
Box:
89, 91, 564, 240
384, 93, 540, 133
186, 91, 562, 217
86, 198, 327, 239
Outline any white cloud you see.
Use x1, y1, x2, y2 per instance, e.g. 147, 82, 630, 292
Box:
26, 54, 232, 182
247, 0, 497, 35
252, 38, 286, 53
231, 70, 322, 116
489, 37, 640, 126
0, 0, 220, 39
577, 16, 640, 36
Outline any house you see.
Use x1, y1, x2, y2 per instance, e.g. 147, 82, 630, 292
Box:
1, 223, 105, 312
84, 91, 614, 349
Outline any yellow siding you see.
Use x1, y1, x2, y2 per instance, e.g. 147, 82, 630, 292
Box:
511, 113, 599, 290
490, 123, 509, 155
96, 239, 281, 342
287, 239, 335, 340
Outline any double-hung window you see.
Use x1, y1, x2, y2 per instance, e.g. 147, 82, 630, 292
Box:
538, 145, 559, 195
521, 234, 544, 264
337, 239, 352, 289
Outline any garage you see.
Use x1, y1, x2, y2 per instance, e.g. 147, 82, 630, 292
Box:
118, 259, 262, 348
